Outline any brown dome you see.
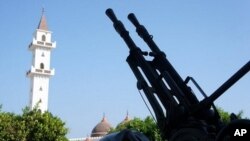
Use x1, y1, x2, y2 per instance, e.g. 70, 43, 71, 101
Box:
91, 116, 112, 137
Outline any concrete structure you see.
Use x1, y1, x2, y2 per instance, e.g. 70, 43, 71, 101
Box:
27, 10, 56, 112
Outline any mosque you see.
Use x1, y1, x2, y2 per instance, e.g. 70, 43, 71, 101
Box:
27, 11, 131, 141
69, 114, 130, 141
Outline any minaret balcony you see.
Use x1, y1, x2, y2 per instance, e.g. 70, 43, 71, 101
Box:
29, 39, 56, 50
26, 66, 55, 77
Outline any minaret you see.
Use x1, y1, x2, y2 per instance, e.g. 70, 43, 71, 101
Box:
26, 10, 56, 112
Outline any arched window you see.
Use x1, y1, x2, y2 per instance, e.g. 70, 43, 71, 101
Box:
42, 35, 46, 41
40, 63, 44, 69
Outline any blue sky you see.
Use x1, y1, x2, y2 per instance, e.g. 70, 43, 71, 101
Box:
0, 0, 249, 138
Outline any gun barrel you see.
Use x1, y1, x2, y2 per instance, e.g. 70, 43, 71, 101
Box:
128, 13, 199, 106
128, 13, 161, 54
128, 13, 140, 27
106, 9, 137, 50
105, 8, 118, 23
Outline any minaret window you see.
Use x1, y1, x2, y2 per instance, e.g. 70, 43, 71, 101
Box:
42, 35, 46, 42
40, 63, 44, 69
42, 52, 45, 57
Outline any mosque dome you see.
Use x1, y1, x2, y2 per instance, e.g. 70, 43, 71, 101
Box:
91, 116, 112, 137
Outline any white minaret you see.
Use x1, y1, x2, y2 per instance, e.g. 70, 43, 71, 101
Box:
27, 10, 56, 112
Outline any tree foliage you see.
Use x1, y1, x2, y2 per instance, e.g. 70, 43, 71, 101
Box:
0, 106, 68, 141
110, 116, 163, 141
217, 107, 244, 124
0, 112, 26, 141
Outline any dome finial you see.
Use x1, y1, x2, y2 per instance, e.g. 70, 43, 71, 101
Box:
42, 7, 45, 15
102, 112, 107, 122
125, 110, 130, 121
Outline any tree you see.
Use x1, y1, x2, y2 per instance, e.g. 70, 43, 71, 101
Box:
110, 116, 163, 141
0, 106, 68, 141
22, 107, 68, 141
0, 112, 26, 141
217, 107, 244, 124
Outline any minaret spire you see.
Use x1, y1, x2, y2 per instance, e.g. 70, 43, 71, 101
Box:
37, 8, 49, 30
27, 10, 56, 112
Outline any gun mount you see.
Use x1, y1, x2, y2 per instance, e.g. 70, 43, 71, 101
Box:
106, 8, 250, 141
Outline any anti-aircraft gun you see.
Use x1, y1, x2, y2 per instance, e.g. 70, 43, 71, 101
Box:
105, 8, 250, 141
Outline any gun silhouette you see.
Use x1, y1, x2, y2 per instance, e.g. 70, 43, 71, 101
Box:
106, 8, 250, 141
